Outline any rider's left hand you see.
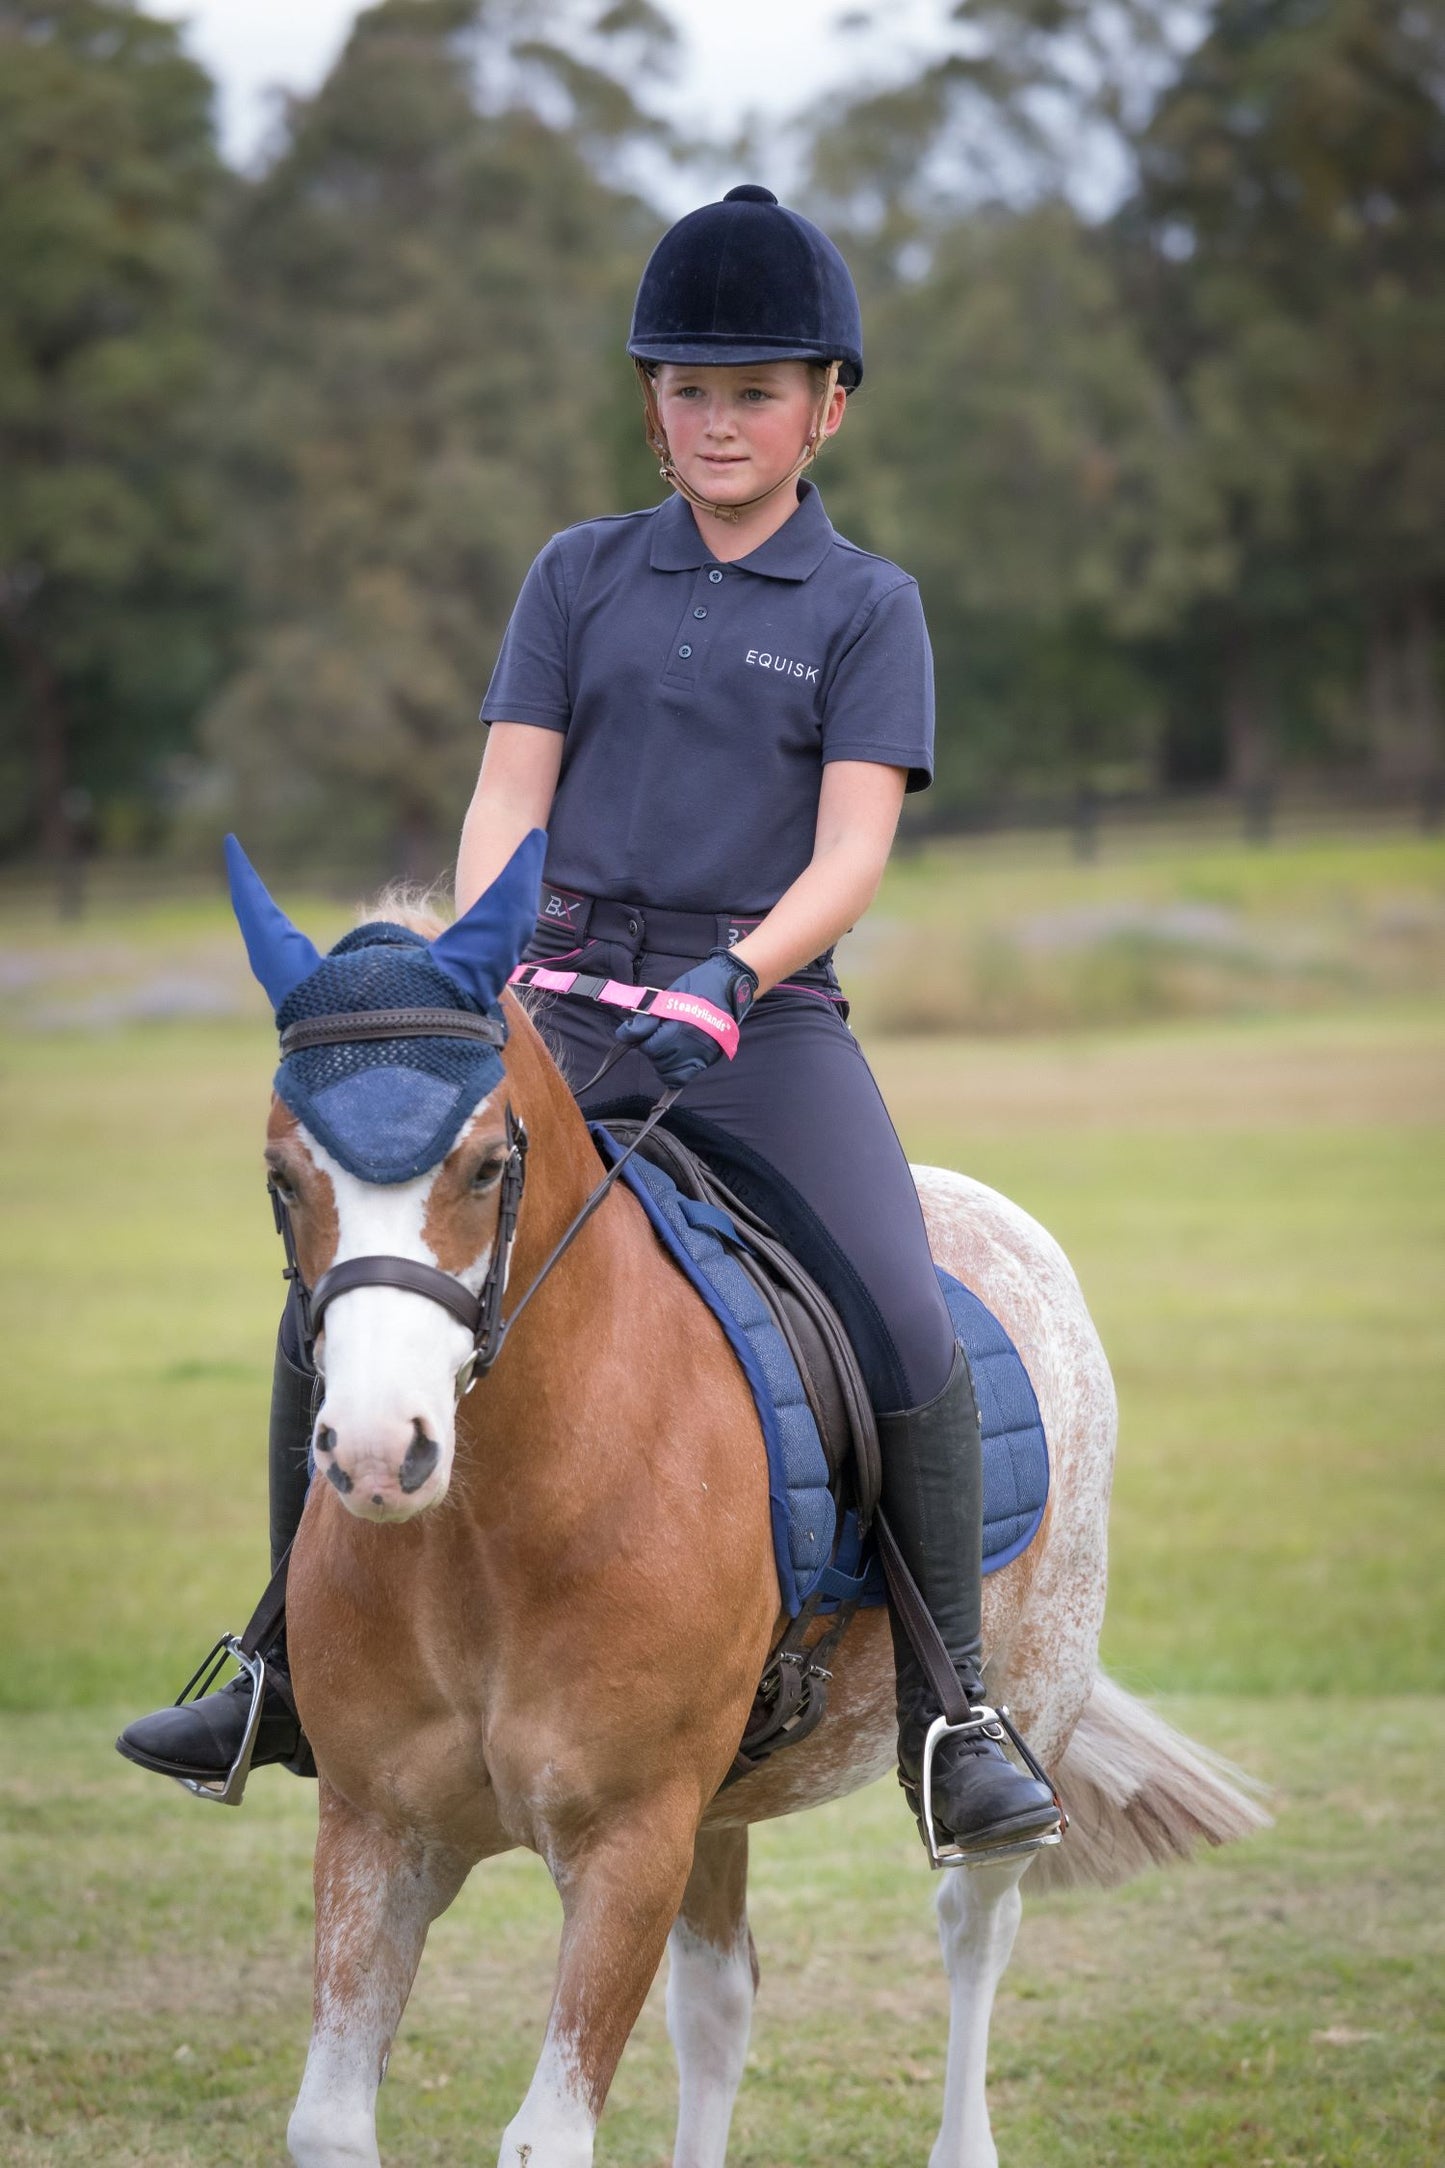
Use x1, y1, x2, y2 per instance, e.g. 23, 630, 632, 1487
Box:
615, 947, 759, 1087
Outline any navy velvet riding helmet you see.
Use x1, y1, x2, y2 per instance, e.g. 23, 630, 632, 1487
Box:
628, 184, 864, 390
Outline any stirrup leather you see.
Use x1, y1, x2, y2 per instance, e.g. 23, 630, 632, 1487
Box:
905, 1702, 1066, 1871
169, 1636, 269, 1808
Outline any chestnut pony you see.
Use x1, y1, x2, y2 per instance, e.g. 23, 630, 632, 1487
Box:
247, 876, 1265, 2168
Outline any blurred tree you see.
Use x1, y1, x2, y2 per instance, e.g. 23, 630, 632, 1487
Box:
821, 201, 1229, 815
803, 0, 1445, 814
1122, 0, 1445, 797
201, 0, 668, 876
801, 7, 1225, 818
804, 0, 1190, 268
0, 0, 227, 886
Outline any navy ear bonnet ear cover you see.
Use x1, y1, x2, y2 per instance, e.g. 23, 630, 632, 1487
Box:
275, 925, 507, 1186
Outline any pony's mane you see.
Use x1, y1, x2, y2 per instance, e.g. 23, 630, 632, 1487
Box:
357, 878, 542, 1020
361, 880, 452, 942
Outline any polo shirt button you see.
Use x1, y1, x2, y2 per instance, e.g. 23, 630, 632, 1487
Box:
708, 568, 723, 583
693, 606, 707, 619
678, 644, 692, 657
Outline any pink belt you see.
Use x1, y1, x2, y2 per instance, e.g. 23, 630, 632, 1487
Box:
508, 962, 739, 1058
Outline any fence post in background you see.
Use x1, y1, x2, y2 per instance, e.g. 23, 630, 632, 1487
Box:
1241, 779, 1275, 846
1071, 781, 1099, 862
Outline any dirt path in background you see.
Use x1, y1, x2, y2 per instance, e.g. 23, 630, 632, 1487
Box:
872, 1008, 1445, 1132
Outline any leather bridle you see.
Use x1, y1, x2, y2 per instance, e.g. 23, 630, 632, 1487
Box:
268, 1008, 676, 1395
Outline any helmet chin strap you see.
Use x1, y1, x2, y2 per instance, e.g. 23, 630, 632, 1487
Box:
636, 360, 842, 524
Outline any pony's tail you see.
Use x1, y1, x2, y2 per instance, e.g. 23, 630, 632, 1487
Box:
1027, 1672, 1271, 1894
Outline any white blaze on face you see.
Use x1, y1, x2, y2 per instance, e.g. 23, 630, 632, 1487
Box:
299, 1097, 500, 1523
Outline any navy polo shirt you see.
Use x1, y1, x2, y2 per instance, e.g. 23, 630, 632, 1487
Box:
480, 479, 934, 915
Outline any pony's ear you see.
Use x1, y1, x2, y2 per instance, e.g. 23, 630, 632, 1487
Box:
430, 828, 546, 1010
225, 834, 323, 1012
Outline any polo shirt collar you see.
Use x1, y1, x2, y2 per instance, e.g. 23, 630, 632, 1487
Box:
648, 480, 835, 582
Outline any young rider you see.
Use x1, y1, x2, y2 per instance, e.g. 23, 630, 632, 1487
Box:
118, 185, 1060, 1860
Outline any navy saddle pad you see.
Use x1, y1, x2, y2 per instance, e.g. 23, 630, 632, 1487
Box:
594, 1129, 1050, 1619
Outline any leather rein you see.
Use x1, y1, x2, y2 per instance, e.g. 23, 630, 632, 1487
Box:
269, 1008, 677, 1393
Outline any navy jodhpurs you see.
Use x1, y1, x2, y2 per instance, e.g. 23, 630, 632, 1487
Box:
522, 894, 958, 1415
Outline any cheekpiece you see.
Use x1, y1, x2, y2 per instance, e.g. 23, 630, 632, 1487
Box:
628, 183, 864, 389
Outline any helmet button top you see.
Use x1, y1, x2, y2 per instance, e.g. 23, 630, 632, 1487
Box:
723, 183, 778, 205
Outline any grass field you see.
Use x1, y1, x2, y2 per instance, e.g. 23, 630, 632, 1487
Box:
2, 829, 1442, 2164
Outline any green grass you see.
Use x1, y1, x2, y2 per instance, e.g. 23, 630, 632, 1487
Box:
2, 1700, 1440, 2165
1, 829, 1442, 2162
845, 828, 1445, 1035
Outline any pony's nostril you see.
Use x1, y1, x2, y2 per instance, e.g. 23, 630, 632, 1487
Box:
316, 1426, 336, 1455
398, 1421, 440, 1495
326, 1461, 353, 1496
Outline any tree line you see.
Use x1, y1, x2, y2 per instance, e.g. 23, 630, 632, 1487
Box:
2, 0, 1442, 878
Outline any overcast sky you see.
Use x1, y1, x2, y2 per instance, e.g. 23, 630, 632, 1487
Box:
143, 0, 946, 204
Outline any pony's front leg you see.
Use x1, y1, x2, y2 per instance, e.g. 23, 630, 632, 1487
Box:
930, 1856, 1031, 2168
289, 1781, 468, 2168
499, 1796, 700, 2168
667, 1825, 756, 2168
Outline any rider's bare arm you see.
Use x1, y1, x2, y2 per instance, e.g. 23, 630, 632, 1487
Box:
730, 759, 907, 995
455, 722, 564, 916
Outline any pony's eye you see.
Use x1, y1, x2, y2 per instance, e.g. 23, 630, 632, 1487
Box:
269, 1172, 300, 1208
470, 1156, 506, 1194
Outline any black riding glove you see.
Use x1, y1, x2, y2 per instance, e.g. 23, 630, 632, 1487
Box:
614, 947, 759, 1087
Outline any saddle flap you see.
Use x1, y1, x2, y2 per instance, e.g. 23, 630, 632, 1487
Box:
601, 1120, 881, 1524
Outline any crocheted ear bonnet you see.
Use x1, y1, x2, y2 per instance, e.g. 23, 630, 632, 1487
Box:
226, 831, 544, 1184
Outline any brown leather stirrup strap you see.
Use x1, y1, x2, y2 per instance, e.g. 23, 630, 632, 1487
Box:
875, 1511, 1067, 1822
235, 1543, 294, 1711
873, 1509, 971, 1726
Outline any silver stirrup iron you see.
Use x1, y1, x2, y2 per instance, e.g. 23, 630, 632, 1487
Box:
919, 1703, 1067, 1871
169, 1636, 269, 1808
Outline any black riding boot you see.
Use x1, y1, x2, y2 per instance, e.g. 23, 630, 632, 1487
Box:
879, 1346, 1060, 1856
115, 1295, 314, 1786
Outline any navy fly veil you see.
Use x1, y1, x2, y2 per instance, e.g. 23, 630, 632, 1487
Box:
275, 929, 505, 1184
225, 830, 546, 1182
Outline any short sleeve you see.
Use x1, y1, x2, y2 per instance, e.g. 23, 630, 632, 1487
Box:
479, 539, 572, 731
820, 577, 934, 793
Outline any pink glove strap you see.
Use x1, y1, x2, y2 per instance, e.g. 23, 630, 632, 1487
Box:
508, 964, 740, 1059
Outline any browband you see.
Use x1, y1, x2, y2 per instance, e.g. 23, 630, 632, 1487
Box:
279, 1007, 507, 1055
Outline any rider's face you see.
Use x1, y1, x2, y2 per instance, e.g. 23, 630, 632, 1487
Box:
654, 361, 843, 507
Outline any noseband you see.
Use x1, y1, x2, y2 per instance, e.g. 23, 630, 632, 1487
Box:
268, 1009, 677, 1392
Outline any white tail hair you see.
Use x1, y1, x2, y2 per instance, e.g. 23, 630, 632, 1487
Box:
1028, 1672, 1272, 1894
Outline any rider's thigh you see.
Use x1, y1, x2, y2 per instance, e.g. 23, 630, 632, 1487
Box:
668, 991, 958, 1414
